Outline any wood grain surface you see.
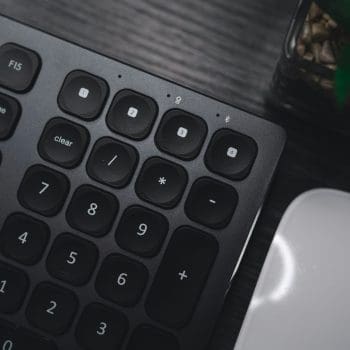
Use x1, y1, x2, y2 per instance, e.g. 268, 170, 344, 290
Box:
1, 1, 350, 349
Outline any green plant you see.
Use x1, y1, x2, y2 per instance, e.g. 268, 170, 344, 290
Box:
315, 0, 350, 110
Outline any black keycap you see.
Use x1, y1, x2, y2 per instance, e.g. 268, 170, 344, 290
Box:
205, 129, 258, 180
87, 137, 138, 188
96, 254, 148, 306
155, 109, 207, 160
127, 325, 179, 350
0, 213, 50, 265
26, 282, 78, 335
0, 43, 41, 92
135, 157, 188, 209
66, 185, 119, 237
18, 165, 70, 217
185, 177, 238, 229
76, 303, 128, 350
0, 321, 16, 350
116, 206, 168, 257
17, 328, 57, 350
0, 324, 57, 350
58, 70, 109, 120
47, 233, 98, 286
106, 90, 158, 140
0, 261, 29, 313
146, 226, 218, 328
38, 117, 90, 168
0, 93, 21, 140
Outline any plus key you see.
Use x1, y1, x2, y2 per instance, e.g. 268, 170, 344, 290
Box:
146, 226, 218, 328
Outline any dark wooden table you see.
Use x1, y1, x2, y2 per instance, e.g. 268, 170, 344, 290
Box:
2, 1, 350, 349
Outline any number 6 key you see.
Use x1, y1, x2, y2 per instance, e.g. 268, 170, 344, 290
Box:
95, 254, 148, 307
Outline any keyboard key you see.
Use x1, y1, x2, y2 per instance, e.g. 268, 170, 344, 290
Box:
0, 93, 21, 140
87, 137, 138, 188
66, 185, 119, 237
58, 70, 109, 120
135, 157, 188, 209
96, 254, 148, 306
116, 206, 168, 257
17, 328, 57, 350
205, 129, 258, 180
185, 177, 238, 229
0, 43, 41, 92
47, 233, 98, 286
146, 227, 218, 328
26, 282, 78, 335
106, 90, 158, 140
127, 325, 179, 350
0, 213, 50, 265
18, 165, 70, 217
0, 321, 16, 350
0, 323, 57, 350
18, 165, 69, 216
0, 262, 29, 313
38, 117, 90, 169
76, 303, 128, 350
155, 109, 207, 160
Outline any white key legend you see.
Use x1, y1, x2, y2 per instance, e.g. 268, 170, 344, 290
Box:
178, 270, 188, 281
227, 146, 238, 159
78, 87, 90, 99
177, 127, 188, 138
127, 107, 139, 118
158, 177, 167, 185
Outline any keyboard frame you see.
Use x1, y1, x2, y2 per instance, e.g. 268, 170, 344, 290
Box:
0, 14, 286, 350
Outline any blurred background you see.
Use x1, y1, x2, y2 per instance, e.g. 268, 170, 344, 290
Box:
0, 0, 297, 118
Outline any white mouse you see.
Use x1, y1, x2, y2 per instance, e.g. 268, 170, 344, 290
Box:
235, 189, 350, 350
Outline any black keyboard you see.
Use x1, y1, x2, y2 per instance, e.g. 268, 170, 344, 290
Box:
0, 15, 286, 350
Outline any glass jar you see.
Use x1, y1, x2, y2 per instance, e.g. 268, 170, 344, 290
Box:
270, 0, 350, 132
